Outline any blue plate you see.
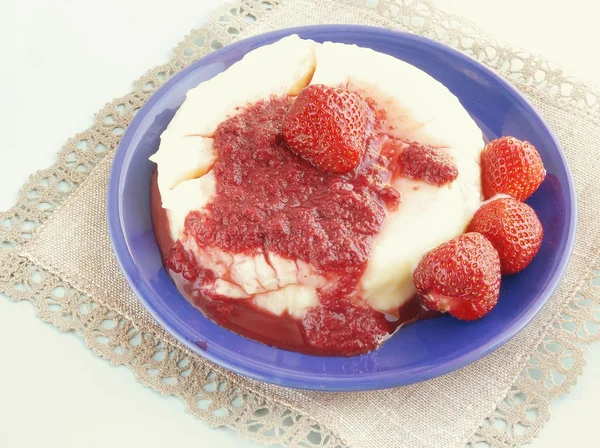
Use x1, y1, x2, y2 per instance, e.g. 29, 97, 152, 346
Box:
107, 25, 576, 391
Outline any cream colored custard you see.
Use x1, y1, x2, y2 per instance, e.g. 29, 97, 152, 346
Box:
150, 35, 484, 318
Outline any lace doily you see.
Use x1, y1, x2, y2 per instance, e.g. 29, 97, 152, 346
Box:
1, 1, 599, 447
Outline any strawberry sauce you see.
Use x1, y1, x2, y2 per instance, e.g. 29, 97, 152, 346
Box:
151, 95, 440, 356
382, 139, 458, 186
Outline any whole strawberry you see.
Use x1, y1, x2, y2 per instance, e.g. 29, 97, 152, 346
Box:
481, 136, 545, 201
413, 233, 501, 321
282, 84, 370, 173
467, 197, 543, 274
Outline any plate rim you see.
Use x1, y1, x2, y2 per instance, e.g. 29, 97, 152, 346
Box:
107, 24, 578, 391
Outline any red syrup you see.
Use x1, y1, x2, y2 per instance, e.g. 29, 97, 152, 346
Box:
150, 95, 442, 356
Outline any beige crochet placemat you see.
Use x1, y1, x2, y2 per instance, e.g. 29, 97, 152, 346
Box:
2, 1, 599, 447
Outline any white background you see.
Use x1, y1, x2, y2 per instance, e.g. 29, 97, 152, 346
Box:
0, 1, 598, 447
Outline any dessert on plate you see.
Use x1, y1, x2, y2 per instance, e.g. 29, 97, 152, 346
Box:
150, 35, 546, 356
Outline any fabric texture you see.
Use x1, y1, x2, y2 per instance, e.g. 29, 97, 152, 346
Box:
1, 1, 599, 447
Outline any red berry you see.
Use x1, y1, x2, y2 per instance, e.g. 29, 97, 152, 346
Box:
396, 143, 458, 186
282, 84, 371, 173
481, 136, 546, 201
467, 197, 543, 274
413, 233, 501, 321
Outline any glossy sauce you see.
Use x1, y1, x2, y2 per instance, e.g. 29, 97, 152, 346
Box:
150, 94, 442, 356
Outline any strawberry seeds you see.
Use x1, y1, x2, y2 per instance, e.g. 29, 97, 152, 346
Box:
413, 136, 546, 320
